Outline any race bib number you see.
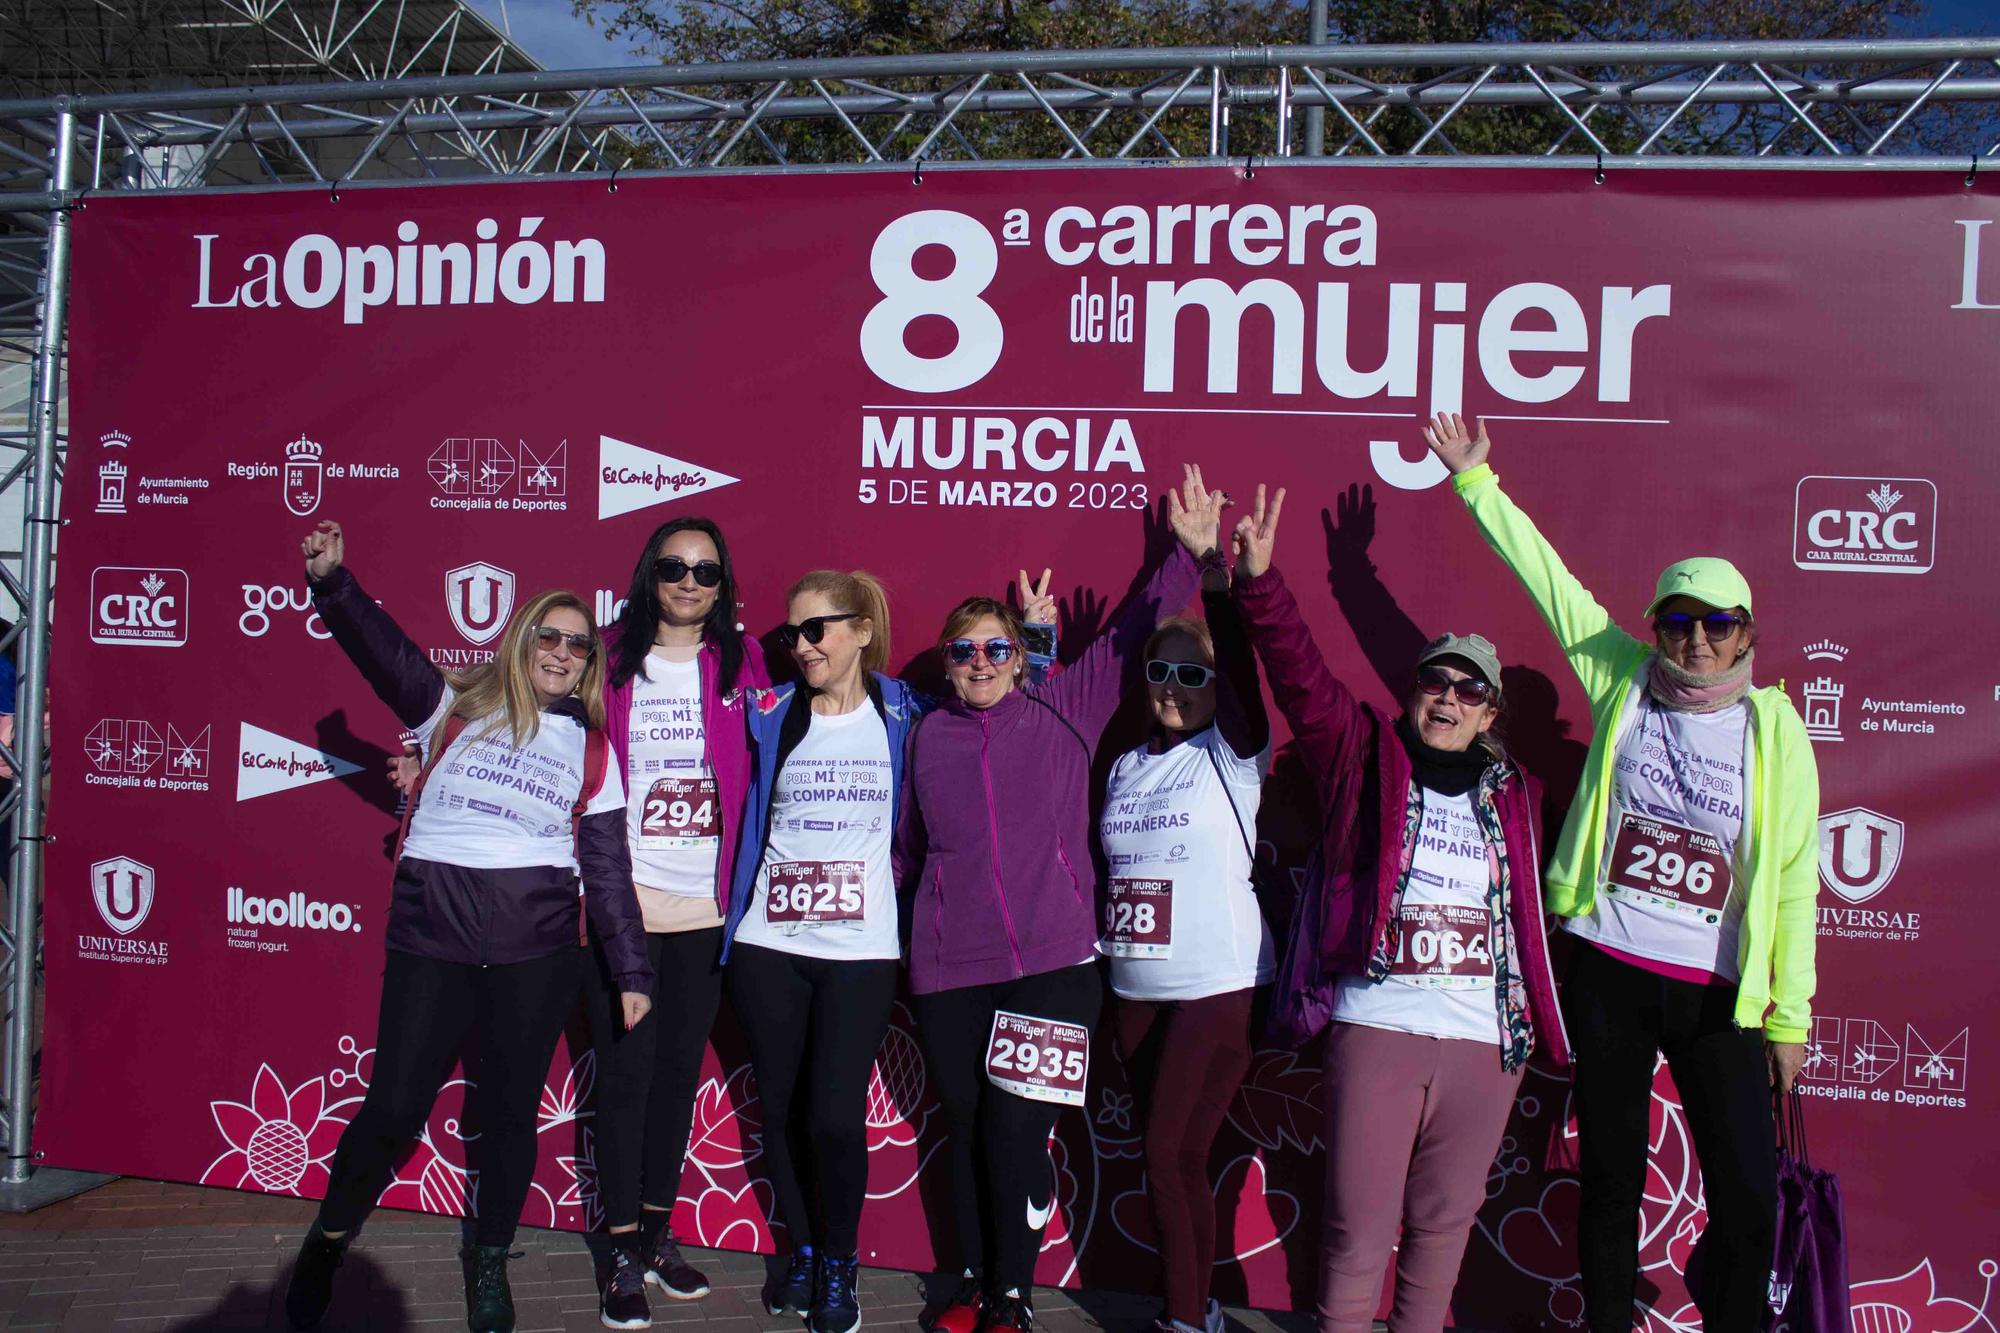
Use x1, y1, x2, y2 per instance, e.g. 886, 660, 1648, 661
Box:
1101, 877, 1173, 958
985, 1010, 1089, 1106
1389, 902, 1494, 987
1606, 814, 1733, 923
763, 860, 867, 930
638, 776, 719, 847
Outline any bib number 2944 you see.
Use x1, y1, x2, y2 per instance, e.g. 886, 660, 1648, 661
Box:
985, 1010, 1089, 1107
1607, 815, 1732, 924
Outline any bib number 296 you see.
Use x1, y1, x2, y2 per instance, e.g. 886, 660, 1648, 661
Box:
985, 1010, 1089, 1106
1607, 815, 1732, 923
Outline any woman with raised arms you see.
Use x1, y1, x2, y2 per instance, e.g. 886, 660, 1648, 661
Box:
898, 467, 1216, 1333
1229, 484, 1569, 1333
1426, 414, 1819, 1333
283, 521, 651, 1333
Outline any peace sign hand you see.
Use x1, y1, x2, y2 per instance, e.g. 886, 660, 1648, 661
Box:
1422, 412, 1491, 476
1165, 463, 1232, 558
1017, 568, 1056, 626
1231, 484, 1286, 580
301, 520, 345, 581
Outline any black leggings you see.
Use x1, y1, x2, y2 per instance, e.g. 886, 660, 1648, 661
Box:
1565, 942, 1778, 1333
911, 963, 1103, 1297
582, 927, 727, 1229
726, 943, 898, 1256
318, 947, 579, 1247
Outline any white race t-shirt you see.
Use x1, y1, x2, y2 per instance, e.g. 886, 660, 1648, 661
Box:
1568, 690, 1750, 980
1097, 726, 1274, 1001
402, 687, 625, 872
1332, 789, 1503, 1046
732, 702, 899, 961
625, 653, 721, 897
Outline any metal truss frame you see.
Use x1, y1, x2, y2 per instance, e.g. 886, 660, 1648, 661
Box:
1, 35, 1999, 1188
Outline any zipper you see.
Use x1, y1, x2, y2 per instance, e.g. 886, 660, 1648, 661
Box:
1055, 836, 1083, 905
978, 710, 1025, 974
698, 649, 728, 910
932, 864, 945, 949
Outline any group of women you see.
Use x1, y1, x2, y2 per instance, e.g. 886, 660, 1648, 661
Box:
281, 414, 1820, 1333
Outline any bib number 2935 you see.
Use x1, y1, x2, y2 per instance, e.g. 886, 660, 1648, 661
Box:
985, 1010, 1089, 1106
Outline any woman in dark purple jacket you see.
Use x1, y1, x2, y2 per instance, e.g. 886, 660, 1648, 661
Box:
282, 521, 651, 1333
896, 468, 1217, 1333
1228, 488, 1568, 1333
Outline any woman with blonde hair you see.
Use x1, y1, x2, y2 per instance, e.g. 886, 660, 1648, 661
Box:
283, 521, 651, 1333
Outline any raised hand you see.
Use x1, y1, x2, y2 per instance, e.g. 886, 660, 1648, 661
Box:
1231, 484, 1286, 580
1165, 463, 1232, 558
301, 520, 345, 581
1017, 568, 1056, 625
386, 746, 421, 798
1422, 412, 1490, 475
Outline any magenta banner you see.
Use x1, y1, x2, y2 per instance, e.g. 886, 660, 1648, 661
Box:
40, 166, 2000, 1330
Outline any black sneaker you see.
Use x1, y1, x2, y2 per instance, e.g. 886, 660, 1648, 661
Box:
978, 1291, 1035, 1333
642, 1224, 711, 1300
767, 1246, 816, 1317
599, 1239, 653, 1330
466, 1245, 516, 1333
283, 1224, 348, 1330
812, 1252, 861, 1333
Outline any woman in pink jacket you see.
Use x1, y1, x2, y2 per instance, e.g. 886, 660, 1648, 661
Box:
1229, 487, 1569, 1333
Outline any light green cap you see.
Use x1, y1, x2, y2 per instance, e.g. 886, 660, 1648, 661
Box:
1643, 557, 1754, 619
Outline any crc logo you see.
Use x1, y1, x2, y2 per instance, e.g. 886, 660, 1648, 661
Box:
90, 856, 156, 935
446, 562, 515, 645
283, 435, 323, 516
90, 567, 188, 647
1819, 807, 1905, 905
239, 584, 328, 638
1792, 476, 1937, 574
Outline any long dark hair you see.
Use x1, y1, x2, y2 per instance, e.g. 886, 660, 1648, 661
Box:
610, 517, 744, 694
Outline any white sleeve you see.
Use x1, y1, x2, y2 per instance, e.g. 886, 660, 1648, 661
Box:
412, 686, 455, 759
1207, 729, 1269, 786
585, 745, 627, 814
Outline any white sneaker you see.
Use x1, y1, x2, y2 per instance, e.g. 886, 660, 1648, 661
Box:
1204, 1299, 1224, 1333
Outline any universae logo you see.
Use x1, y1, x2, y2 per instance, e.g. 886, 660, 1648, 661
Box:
447, 562, 516, 645
1818, 807, 1905, 905
1792, 475, 1937, 574
90, 855, 156, 935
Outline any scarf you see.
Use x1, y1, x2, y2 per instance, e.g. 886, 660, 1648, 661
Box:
1647, 648, 1755, 714
1394, 714, 1492, 797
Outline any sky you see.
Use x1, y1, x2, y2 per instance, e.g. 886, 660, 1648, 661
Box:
462, 0, 2000, 74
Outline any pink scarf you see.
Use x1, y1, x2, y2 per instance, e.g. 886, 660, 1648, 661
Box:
1647, 649, 1755, 714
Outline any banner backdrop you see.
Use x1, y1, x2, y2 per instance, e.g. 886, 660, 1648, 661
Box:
39, 166, 2000, 1330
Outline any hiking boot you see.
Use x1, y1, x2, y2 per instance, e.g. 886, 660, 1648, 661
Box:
767, 1246, 816, 1316
599, 1237, 653, 1330
927, 1270, 984, 1333
466, 1245, 516, 1333
812, 1252, 861, 1333
283, 1224, 349, 1330
642, 1223, 710, 1300
977, 1290, 1035, 1333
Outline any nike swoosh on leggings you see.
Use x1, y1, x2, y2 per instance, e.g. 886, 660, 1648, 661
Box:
1025, 1194, 1055, 1230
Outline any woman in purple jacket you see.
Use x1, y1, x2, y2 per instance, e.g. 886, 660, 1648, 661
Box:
283, 521, 653, 1333
898, 468, 1218, 1333
1228, 488, 1570, 1333
588, 517, 769, 1329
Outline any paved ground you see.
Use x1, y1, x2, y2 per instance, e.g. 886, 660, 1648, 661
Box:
0, 1180, 1325, 1333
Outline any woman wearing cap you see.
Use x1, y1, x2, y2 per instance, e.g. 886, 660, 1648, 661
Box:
1425, 414, 1820, 1333
1228, 485, 1569, 1333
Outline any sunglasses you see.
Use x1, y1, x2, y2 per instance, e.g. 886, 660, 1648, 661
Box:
533, 625, 597, 658
1146, 659, 1215, 689
1654, 611, 1747, 643
778, 613, 859, 648
945, 638, 1016, 666
1416, 664, 1493, 707
655, 557, 724, 588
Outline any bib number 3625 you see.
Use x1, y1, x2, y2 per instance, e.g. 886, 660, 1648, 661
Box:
985, 1010, 1089, 1106
1101, 877, 1173, 958
764, 860, 866, 930
1607, 814, 1733, 924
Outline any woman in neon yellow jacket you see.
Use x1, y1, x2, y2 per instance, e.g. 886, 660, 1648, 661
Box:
1425, 414, 1819, 1333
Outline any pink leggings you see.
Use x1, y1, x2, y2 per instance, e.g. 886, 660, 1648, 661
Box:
1317, 1022, 1521, 1333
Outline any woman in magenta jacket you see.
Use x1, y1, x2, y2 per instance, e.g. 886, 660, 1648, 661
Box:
1229, 486, 1569, 1333
896, 467, 1218, 1333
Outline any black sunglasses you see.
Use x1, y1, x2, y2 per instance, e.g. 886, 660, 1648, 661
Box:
1654, 611, 1746, 643
655, 557, 724, 588
945, 638, 1015, 666
533, 625, 597, 658
1146, 659, 1215, 689
1416, 664, 1492, 707
778, 613, 859, 648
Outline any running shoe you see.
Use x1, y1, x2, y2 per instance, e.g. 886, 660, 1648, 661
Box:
642, 1225, 711, 1300
1204, 1298, 1224, 1333
767, 1246, 817, 1316
978, 1290, 1035, 1333
811, 1252, 862, 1333
927, 1270, 984, 1333
466, 1245, 516, 1333
599, 1238, 652, 1330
